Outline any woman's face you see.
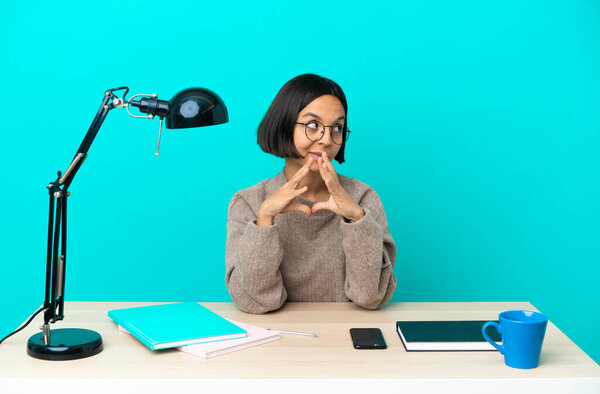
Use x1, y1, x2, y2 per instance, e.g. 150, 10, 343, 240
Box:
293, 94, 345, 172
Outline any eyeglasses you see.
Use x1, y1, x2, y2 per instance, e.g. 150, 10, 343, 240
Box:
295, 121, 350, 145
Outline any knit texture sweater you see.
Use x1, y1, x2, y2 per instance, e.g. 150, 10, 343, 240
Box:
225, 170, 397, 314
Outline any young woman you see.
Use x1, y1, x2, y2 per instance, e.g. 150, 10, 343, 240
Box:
225, 74, 396, 314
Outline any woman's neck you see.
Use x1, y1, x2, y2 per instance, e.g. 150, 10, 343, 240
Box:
284, 159, 328, 201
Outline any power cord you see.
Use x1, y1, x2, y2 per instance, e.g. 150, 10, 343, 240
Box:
0, 306, 46, 345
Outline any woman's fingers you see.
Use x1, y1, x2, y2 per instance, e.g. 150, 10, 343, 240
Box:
311, 201, 328, 213
266, 157, 314, 217
285, 200, 312, 216
318, 157, 329, 181
319, 160, 337, 194
289, 168, 308, 189
322, 152, 335, 173
289, 156, 314, 188
294, 185, 308, 196
321, 153, 341, 193
312, 197, 337, 215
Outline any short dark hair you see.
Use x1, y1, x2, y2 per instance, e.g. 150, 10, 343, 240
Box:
257, 74, 349, 164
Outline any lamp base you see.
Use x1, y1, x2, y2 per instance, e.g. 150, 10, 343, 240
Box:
27, 328, 103, 361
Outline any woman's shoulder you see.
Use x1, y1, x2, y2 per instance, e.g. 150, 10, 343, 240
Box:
230, 172, 286, 209
338, 173, 380, 202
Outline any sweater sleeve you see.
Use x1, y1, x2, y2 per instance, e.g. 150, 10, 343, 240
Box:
340, 188, 397, 309
224, 193, 287, 314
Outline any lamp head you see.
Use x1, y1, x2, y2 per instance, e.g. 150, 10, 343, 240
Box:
166, 88, 228, 129
128, 87, 229, 128
125, 87, 229, 155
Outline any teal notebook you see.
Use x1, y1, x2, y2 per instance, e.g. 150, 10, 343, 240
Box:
108, 302, 247, 350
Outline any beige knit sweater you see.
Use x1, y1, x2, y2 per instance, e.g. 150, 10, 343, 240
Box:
225, 170, 396, 314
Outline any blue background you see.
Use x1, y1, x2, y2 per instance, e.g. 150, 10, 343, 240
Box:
1, 1, 598, 364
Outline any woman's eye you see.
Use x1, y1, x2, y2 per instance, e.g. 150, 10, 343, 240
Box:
333, 125, 343, 132
307, 121, 319, 129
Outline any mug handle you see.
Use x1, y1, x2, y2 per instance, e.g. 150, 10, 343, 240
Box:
482, 321, 504, 354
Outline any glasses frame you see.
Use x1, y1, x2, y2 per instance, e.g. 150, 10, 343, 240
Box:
295, 121, 351, 145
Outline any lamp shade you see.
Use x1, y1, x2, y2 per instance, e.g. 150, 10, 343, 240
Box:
166, 88, 229, 129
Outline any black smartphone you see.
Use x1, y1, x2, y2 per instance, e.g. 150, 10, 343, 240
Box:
349, 328, 387, 349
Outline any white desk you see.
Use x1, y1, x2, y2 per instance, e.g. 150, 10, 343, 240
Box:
1, 301, 599, 393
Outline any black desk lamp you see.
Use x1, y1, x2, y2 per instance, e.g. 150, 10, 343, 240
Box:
25, 86, 228, 360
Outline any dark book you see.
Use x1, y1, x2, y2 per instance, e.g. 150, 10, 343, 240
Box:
396, 320, 502, 351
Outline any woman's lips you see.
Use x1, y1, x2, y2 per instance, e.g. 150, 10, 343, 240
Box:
309, 152, 323, 160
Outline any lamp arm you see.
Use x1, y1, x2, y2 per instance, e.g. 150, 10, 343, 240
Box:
60, 88, 129, 190
42, 88, 128, 331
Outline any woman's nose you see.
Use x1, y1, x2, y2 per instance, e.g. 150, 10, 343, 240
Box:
318, 128, 333, 145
